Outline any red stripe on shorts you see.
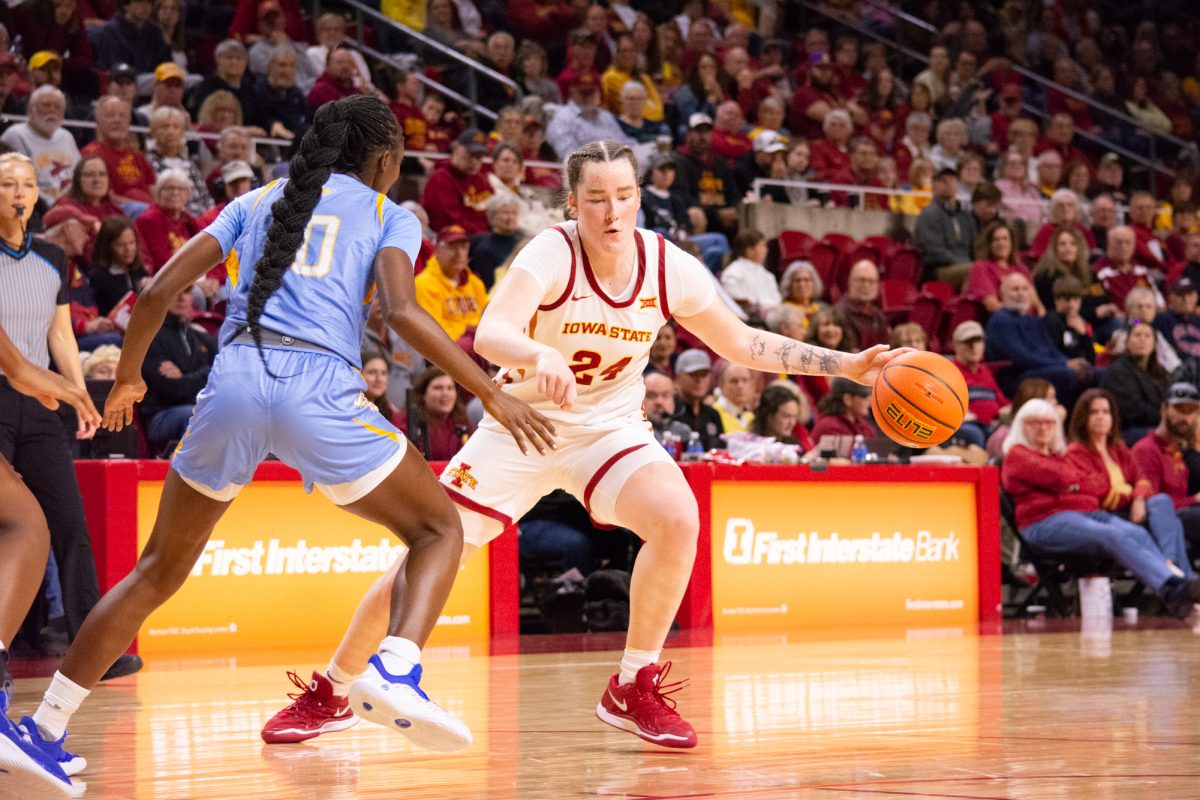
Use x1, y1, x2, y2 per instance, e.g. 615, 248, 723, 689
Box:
443, 484, 514, 528
582, 444, 647, 515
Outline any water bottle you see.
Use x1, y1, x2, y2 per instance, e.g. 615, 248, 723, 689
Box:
850, 434, 868, 465
682, 431, 705, 462
660, 430, 682, 460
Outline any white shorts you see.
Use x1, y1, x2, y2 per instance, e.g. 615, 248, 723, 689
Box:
438, 422, 676, 547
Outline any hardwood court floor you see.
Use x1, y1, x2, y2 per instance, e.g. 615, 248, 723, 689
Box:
9, 623, 1200, 799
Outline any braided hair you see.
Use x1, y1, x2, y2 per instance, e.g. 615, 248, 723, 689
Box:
244, 95, 400, 373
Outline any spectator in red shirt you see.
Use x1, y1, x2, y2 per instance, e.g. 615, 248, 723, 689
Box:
1128, 190, 1168, 269
81, 96, 155, 211
989, 82, 1024, 155
1096, 225, 1159, 312
790, 51, 860, 141
306, 46, 365, 113
1029, 189, 1098, 259
951, 320, 1008, 448
135, 168, 197, 272
380, 66, 427, 152
836, 259, 890, 349
420, 128, 493, 234
556, 29, 603, 103
1035, 111, 1090, 167
966, 220, 1041, 313
1133, 383, 1200, 547
505, 0, 580, 51
809, 107, 852, 182
811, 378, 878, 442
895, 111, 931, 181
710, 99, 751, 162
831, 35, 865, 101
1046, 57, 1096, 132
420, 93, 461, 153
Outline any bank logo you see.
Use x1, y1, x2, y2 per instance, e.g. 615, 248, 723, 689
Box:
722, 518, 960, 565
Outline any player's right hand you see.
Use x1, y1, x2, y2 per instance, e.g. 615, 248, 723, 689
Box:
483, 391, 557, 456
103, 378, 148, 432
6, 361, 101, 427
534, 351, 577, 410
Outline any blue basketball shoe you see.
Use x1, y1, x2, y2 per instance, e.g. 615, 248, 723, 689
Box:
0, 665, 77, 799
348, 656, 472, 752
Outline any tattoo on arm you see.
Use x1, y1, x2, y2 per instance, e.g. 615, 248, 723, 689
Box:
749, 333, 767, 361
774, 340, 796, 372
818, 350, 841, 374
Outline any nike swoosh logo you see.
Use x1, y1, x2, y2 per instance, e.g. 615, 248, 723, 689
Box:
572, 293, 592, 301
609, 690, 628, 712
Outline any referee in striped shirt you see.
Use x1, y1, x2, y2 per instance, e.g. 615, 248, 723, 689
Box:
0, 152, 137, 677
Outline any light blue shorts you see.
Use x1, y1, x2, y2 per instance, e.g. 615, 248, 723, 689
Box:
171, 343, 406, 504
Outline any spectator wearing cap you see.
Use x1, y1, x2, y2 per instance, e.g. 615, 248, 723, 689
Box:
790, 50, 861, 141
101, 63, 149, 129
28, 50, 63, 93
546, 73, 633, 160
602, 33, 664, 123
204, 126, 263, 201
414, 226, 488, 340
96, 0, 171, 76
986, 272, 1086, 406
671, 349, 725, 451
306, 46, 367, 113
640, 151, 729, 273
194, 159, 254, 305
836, 259, 890, 350
1, 85, 79, 203
1133, 383, 1200, 544
1154, 278, 1200, 361
518, 114, 560, 189
951, 320, 1008, 448
913, 167, 976, 287
733, 129, 787, 199
811, 378, 877, 441
1095, 225, 1159, 315
1087, 152, 1128, 205
81, 96, 156, 210
0, 53, 25, 116
135, 168, 198, 272
255, 45, 308, 143
305, 13, 374, 95
720, 229, 781, 320
188, 40, 264, 130
11, 0, 94, 100
671, 112, 739, 237
556, 29, 603, 103
137, 62, 188, 121
964, 220, 1041, 315
145, 106, 210, 219
710, 100, 752, 162
616, 79, 670, 145
248, 0, 319, 94
421, 129, 493, 234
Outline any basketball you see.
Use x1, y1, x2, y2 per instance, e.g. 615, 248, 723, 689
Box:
872, 350, 970, 448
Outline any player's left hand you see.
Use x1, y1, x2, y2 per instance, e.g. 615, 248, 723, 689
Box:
840, 345, 914, 386
482, 390, 558, 456
103, 379, 148, 432
6, 361, 101, 426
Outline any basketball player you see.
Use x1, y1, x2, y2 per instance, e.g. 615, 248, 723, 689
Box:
21, 95, 556, 772
0, 324, 98, 799
263, 141, 904, 749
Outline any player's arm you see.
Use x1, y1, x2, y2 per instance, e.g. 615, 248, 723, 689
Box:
103, 232, 226, 431
375, 247, 556, 454
473, 268, 577, 409
675, 297, 909, 386
0, 323, 100, 426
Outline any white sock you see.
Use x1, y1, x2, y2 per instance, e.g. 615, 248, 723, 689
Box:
33, 671, 90, 741
618, 648, 660, 686
377, 636, 421, 677
325, 661, 360, 698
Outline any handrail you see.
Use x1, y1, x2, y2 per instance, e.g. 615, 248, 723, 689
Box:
2, 114, 294, 149
794, 0, 1188, 173
854, 0, 1194, 157
355, 41, 497, 123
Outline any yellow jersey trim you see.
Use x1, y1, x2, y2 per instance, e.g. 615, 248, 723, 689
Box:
251, 180, 281, 212
227, 247, 240, 288
376, 193, 385, 225
354, 417, 401, 444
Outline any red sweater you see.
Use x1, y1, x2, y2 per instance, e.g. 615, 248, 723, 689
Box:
136, 205, 197, 272
420, 161, 492, 234
810, 413, 877, 442
306, 73, 363, 113
1131, 431, 1193, 510
1002, 444, 1101, 528
1065, 441, 1154, 512
80, 140, 155, 204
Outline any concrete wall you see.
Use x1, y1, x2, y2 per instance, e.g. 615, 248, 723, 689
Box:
741, 203, 918, 242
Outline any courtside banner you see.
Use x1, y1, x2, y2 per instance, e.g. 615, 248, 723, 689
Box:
136, 481, 489, 654
711, 481, 978, 631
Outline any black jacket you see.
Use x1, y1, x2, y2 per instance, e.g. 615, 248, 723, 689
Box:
95, 14, 171, 73
1099, 354, 1168, 430
1042, 312, 1096, 363
140, 314, 216, 420
673, 396, 725, 451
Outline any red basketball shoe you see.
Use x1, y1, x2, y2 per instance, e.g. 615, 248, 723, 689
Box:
262, 671, 358, 744
595, 662, 697, 748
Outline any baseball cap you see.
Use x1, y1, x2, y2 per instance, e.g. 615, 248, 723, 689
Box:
646, 152, 676, 173
1166, 382, 1200, 407
155, 62, 185, 82
221, 160, 254, 184
29, 51, 62, 71
1099, 152, 1121, 166
753, 130, 787, 154
1171, 277, 1199, 295
687, 112, 713, 130
829, 377, 870, 398
109, 62, 137, 82
438, 225, 469, 244
952, 320, 985, 343
674, 349, 712, 374
456, 128, 488, 155
807, 51, 832, 67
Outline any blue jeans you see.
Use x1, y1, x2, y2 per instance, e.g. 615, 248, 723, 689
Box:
690, 232, 730, 274
1145, 493, 1194, 578
146, 404, 194, 446
1023, 509, 1173, 590
956, 420, 988, 448
520, 519, 595, 575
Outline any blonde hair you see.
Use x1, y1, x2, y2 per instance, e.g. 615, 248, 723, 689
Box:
82, 344, 122, 378
197, 90, 242, 127
1002, 398, 1064, 455
0, 152, 34, 170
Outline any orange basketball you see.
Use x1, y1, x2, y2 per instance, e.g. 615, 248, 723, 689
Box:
872, 351, 969, 448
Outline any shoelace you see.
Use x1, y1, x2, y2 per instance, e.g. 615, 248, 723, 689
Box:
283, 670, 311, 703
281, 671, 339, 720
644, 661, 688, 714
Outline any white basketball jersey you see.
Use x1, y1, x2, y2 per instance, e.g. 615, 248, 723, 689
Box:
491, 221, 716, 429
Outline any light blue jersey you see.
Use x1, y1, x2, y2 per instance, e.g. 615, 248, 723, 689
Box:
206, 173, 423, 368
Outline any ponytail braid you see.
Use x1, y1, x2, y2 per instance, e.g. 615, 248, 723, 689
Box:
243, 95, 401, 374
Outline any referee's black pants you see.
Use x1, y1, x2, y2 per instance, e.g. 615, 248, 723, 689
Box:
0, 378, 101, 640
